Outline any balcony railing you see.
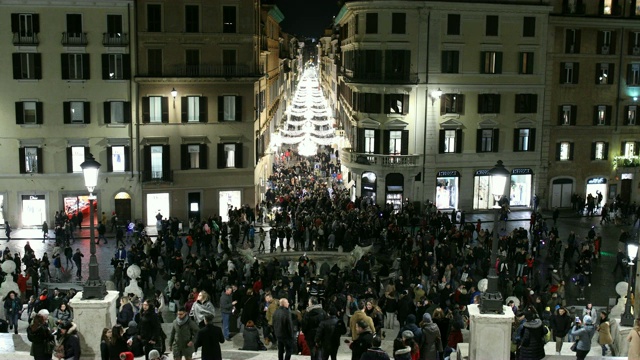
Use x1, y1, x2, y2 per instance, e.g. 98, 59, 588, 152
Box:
62, 32, 88, 46
102, 33, 129, 46
341, 148, 421, 167
141, 170, 173, 183
13, 32, 39, 45
164, 64, 253, 77
343, 71, 418, 84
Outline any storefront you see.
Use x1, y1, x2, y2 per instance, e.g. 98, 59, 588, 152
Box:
510, 168, 533, 207
361, 172, 377, 204
63, 195, 97, 226
473, 169, 491, 210
146, 193, 170, 226
585, 177, 607, 207
219, 190, 241, 222
551, 178, 573, 208
385, 173, 404, 213
436, 170, 459, 210
21, 194, 46, 227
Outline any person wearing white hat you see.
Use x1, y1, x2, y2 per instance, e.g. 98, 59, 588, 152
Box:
570, 315, 596, 359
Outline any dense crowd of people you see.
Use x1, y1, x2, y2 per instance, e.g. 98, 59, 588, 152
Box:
3, 145, 640, 360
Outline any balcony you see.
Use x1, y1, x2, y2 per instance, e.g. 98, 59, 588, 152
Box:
142, 170, 173, 183
157, 64, 253, 77
62, 32, 88, 46
13, 32, 39, 45
613, 156, 640, 170
102, 33, 129, 46
341, 148, 422, 168
343, 71, 418, 84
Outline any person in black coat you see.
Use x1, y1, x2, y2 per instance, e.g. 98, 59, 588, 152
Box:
241, 320, 263, 351
137, 300, 164, 360
27, 313, 54, 360
315, 306, 343, 360
194, 314, 225, 360
518, 307, 547, 360
240, 289, 260, 328
107, 324, 130, 360
117, 297, 134, 327
302, 296, 326, 360
347, 320, 374, 360
272, 298, 295, 360
58, 321, 81, 360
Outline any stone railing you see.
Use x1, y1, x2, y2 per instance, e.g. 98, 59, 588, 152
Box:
340, 148, 421, 167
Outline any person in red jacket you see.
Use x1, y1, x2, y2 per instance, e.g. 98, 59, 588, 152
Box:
297, 331, 311, 355
17, 272, 29, 300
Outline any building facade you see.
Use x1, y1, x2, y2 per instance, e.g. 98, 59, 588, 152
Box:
0, 0, 138, 228
544, 0, 640, 209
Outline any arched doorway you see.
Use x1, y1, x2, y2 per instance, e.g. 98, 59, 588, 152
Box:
385, 173, 404, 213
114, 192, 132, 225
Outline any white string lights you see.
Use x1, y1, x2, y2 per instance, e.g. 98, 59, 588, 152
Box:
276, 67, 337, 155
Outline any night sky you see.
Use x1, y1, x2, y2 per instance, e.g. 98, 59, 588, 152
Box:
274, 0, 341, 38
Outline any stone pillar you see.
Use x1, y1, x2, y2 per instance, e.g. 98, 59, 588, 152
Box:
468, 304, 514, 360
69, 290, 119, 356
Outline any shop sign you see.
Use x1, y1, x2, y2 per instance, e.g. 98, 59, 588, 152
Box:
437, 170, 460, 177
622, 173, 633, 180
511, 168, 533, 175
22, 194, 45, 200
587, 177, 607, 184
475, 169, 490, 176
363, 185, 375, 191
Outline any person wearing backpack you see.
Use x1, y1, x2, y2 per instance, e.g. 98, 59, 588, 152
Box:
518, 306, 547, 360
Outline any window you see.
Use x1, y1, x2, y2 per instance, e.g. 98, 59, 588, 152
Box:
181, 144, 207, 170
560, 62, 579, 84
147, 4, 161, 32
107, 146, 129, 172
518, 52, 534, 74
222, 49, 236, 67
106, 15, 123, 36
440, 94, 464, 114
598, 30, 615, 54
150, 145, 164, 179
596, 63, 614, 84
218, 96, 242, 121
513, 128, 536, 152
593, 105, 612, 125
222, 6, 237, 33
477, 129, 499, 153
218, 143, 243, 168
477, 94, 501, 114
68, 146, 86, 173
439, 129, 462, 154
626, 105, 637, 125
558, 105, 577, 125
629, 32, 640, 55
12, 13, 39, 37
354, 14, 359, 35
182, 96, 207, 123
627, 63, 640, 85
385, 50, 410, 80
565, 29, 581, 54
141, 96, 169, 123
515, 94, 538, 113
486, 15, 499, 36
447, 14, 461, 35
601, 0, 621, 16
354, 93, 382, 113
391, 13, 406, 34
102, 54, 131, 80
366, 13, 378, 34
12, 53, 42, 80
387, 131, 403, 155
592, 142, 608, 160
364, 129, 376, 154
66, 13, 82, 35
185, 5, 199, 33
523, 17, 535, 37
103, 101, 131, 124
20, 147, 41, 174
624, 141, 638, 157
63, 101, 90, 124
384, 94, 409, 115
480, 51, 502, 74
149, 97, 163, 123
441, 51, 459, 73
557, 142, 574, 161
15, 101, 43, 124
61, 54, 89, 80
186, 49, 200, 75
564, 0, 585, 14
148, 49, 162, 76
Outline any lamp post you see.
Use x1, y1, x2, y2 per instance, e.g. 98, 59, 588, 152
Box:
621, 240, 639, 326
171, 87, 177, 108
80, 153, 106, 300
480, 160, 510, 314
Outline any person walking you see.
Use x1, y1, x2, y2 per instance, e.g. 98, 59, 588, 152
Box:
550, 306, 572, 355
27, 312, 54, 360
42, 221, 49, 243
219, 286, 236, 340
3, 291, 22, 334
420, 313, 442, 360
72, 249, 84, 280
5, 221, 12, 241
96, 221, 108, 244
315, 306, 344, 360
596, 310, 614, 356
169, 307, 199, 360
137, 300, 165, 360
570, 315, 596, 360
302, 296, 326, 360
346, 320, 373, 360
194, 314, 225, 360
272, 298, 295, 360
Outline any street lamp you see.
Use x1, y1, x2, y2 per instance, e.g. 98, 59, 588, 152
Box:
621, 240, 639, 326
430, 88, 443, 105
480, 160, 510, 314
80, 153, 106, 300
171, 87, 177, 108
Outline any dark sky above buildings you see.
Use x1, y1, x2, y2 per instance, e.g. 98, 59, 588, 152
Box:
275, 0, 341, 38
